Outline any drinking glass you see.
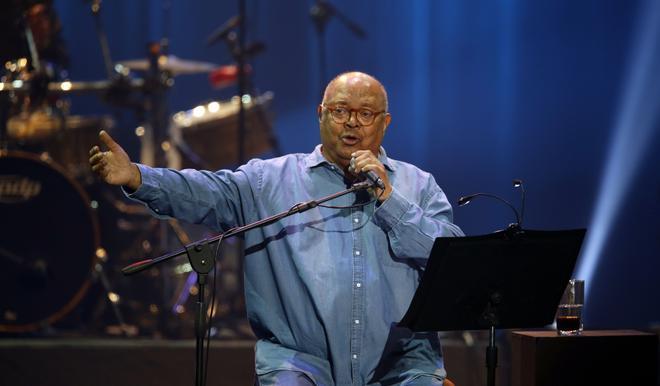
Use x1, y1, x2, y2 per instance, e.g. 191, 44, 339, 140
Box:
556, 279, 584, 335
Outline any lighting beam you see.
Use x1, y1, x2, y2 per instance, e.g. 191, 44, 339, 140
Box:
574, 0, 660, 302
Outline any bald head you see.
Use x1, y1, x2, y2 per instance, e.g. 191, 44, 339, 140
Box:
322, 72, 389, 112
317, 71, 392, 170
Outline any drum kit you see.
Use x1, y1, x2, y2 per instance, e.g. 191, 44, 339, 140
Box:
0, 2, 274, 338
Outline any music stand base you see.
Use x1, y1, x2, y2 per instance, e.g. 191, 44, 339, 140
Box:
486, 325, 498, 386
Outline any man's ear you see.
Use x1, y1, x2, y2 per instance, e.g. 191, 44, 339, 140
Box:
317, 105, 323, 121
382, 113, 392, 134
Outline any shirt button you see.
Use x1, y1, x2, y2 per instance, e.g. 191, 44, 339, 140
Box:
353, 218, 359, 223
356, 282, 362, 288
354, 319, 360, 324
352, 354, 358, 359
355, 250, 361, 256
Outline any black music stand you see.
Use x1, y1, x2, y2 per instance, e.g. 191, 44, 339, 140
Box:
399, 228, 586, 386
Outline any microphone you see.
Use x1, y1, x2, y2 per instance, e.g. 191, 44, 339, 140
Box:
349, 158, 385, 189
362, 170, 385, 190
512, 179, 525, 227
206, 15, 241, 46
310, 0, 367, 38
458, 179, 526, 229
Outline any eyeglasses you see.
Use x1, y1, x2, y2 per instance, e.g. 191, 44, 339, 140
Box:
321, 104, 387, 126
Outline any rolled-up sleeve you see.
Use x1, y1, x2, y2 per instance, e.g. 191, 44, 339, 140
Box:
373, 176, 464, 260
125, 163, 257, 232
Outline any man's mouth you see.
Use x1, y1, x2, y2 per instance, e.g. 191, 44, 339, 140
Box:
341, 134, 360, 146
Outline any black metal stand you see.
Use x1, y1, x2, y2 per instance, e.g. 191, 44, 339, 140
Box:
0, 92, 10, 151
121, 180, 373, 386
237, 0, 247, 165
184, 241, 216, 386
310, 0, 367, 95
486, 325, 497, 386
91, 259, 131, 337
89, 0, 114, 79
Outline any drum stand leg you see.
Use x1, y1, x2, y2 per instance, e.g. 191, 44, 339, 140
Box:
92, 258, 132, 337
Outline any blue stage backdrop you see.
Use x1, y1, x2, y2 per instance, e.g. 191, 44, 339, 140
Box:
54, 0, 659, 329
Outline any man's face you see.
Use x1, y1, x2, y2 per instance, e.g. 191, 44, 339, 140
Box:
318, 74, 391, 170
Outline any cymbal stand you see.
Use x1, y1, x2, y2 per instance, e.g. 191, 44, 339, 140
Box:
90, 254, 132, 337
0, 92, 9, 151
206, 0, 252, 164
84, 0, 177, 336
88, 0, 114, 79
23, 13, 42, 73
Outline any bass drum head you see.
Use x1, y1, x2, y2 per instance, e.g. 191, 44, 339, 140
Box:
0, 151, 99, 332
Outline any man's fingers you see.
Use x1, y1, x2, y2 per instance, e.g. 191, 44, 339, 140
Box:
359, 163, 376, 172
353, 155, 381, 172
351, 150, 378, 165
89, 145, 100, 157
89, 152, 104, 165
351, 149, 376, 158
99, 130, 120, 152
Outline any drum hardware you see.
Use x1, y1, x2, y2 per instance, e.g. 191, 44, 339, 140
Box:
0, 2, 157, 336
167, 92, 276, 170
6, 114, 116, 180
205, 14, 280, 169
0, 152, 148, 337
89, 247, 135, 337
208, 64, 252, 89
0, 1, 277, 338
0, 151, 127, 333
83, 178, 208, 337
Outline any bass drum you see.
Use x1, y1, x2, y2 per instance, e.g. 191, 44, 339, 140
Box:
0, 151, 99, 332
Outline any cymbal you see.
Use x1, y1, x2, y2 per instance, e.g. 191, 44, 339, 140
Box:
0, 78, 145, 94
117, 55, 218, 75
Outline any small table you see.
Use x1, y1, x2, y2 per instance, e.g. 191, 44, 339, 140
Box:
511, 330, 658, 386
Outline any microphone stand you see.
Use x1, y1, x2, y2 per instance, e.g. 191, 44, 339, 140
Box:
237, 0, 247, 166
121, 180, 373, 386
310, 0, 367, 95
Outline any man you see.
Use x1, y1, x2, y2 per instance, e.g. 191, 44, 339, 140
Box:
90, 72, 464, 385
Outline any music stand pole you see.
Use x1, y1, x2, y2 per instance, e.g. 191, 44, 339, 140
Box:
486, 325, 497, 386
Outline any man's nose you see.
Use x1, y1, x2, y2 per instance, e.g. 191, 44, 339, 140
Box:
345, 111, 360, 128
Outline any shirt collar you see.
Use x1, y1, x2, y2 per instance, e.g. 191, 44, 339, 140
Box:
304, 144, 396, 172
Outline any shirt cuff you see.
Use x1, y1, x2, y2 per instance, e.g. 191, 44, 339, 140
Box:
121, 164, 167, 217
373, 187, 412, 232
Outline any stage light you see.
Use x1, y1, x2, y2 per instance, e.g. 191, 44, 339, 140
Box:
207, 101, 220, 113
574, 0, 660, 301
60, 81, 72, 91
192, 105, 206, 117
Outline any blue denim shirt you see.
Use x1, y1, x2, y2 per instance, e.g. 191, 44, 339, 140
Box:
128, 145, 464, 385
